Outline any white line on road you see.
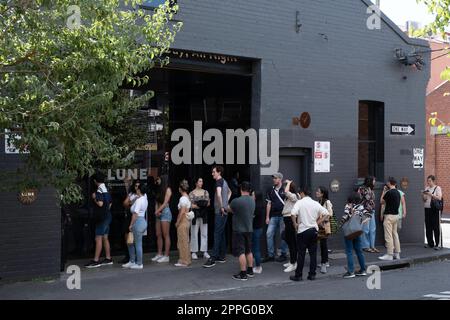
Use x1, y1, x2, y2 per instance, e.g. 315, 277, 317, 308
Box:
424, 294, 450, 299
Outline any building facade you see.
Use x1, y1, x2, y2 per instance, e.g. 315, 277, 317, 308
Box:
0, 0, 430, 281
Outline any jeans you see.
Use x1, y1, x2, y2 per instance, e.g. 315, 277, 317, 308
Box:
425, 208, 441, 247
344, 236, 366, 273
128, 217, 147, 265
190, 217, 208, 253
360, 210, 376, 249
266, 216, 288, 257
319, 238, 328, 264
283, 217, 297, 264
295, 228, 318, 278
212, 213, 228, 260
252, 228, 263, 267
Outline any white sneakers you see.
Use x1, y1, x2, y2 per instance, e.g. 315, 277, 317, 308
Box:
151, 255, 163, 262
157, 256, 170, 263
320, 263, 327, 274
203, 252, 211, 259
378, 254, 394, 261
174, 263, 188, 267
253, 266, 263, 274
394, 253, 401, 260
122, 262, 143, 269
283, 263, 297, 273
191, 252, 198, 260
283, 262, 290, 268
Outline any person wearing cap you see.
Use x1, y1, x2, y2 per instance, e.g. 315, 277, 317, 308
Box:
263, 172, 289, 263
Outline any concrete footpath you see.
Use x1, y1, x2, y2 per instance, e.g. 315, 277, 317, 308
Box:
0, 244, 449, 300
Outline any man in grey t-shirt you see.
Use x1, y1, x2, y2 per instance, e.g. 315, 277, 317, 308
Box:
228, 181, 255, 281
203, 165, 232, 268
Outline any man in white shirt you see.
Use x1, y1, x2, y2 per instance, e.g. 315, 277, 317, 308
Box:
290, 187, 330, 281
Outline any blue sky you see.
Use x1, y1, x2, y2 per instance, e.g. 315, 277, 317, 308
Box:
374, 0, 435, 27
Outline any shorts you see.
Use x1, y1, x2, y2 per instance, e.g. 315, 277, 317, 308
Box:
158, 207, 172, 222
95, 213, 112, 236
232, 232, 253, 257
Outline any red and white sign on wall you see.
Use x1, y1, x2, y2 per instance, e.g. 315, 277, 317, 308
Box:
314, 141, 330, 173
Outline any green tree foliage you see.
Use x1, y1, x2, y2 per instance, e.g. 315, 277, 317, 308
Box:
0, 0, 182, 203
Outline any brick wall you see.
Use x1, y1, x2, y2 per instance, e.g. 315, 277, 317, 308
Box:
436, 134, 450, 213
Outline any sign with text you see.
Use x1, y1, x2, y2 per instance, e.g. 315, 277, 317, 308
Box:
390, 123, 415, 136
413, 148, 424, 169
314, 141, 330, 173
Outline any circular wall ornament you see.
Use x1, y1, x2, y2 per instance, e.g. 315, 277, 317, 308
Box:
300, 112, 311, 129
18, 189, 37, 205
330, 179, 340, 193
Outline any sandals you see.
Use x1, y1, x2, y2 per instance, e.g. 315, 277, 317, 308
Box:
371, 248, 380, 253
363, 248, 372, 253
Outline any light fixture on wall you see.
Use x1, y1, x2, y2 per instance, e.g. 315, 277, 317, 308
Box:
395, 48, 425, 70
295, 11, 302, 33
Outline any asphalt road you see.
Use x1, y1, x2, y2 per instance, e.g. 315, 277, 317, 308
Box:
174, 259, 450, 300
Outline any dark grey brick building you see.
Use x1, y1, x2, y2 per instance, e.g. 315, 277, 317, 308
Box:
0, 0, 430, 281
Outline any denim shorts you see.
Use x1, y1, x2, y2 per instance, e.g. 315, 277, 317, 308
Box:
158, 207, 172, 222
95, 213, 112, 236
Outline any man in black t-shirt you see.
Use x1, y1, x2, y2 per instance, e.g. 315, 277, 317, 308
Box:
379, 177, 401, 261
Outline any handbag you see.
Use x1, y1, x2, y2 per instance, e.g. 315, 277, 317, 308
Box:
126, 232, 134, 245
431, 187, 444, 212
342, 209, 364, 240
187, 210, 195, 221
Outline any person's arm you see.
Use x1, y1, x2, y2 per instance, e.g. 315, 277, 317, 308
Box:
284, 180, 292, 194
266, 201, 271, 225
156, 188, 172, 215
316, 204, 330, 225
401, 194, 407, 219
123, 195, 131, 209
129, 200, 141, 231
92, 192, 104, 208
431, 187, 443, 201
227, 187, 232, 202
216, 186, 224, 215
380, 187, 387, 206
291, 202, 299, 230
206, 190, 211, 207
340, 205, 352, 225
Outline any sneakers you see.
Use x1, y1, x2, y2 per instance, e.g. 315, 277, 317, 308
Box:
100, 258, 113, 266
253, 266, 263, 274
216, 257, 227, 264
85, 260, 102, 268
320, 263, 327, 274
203, 252, 211, 259
262, 256, 275, 263
275, 254, 288, 263
232, 272, 248, 281
394, 253, 401, 260
325, 262, 330, 268
246, 267, 255, 278
203, 258, 216, 268
174, 263, 188, 267
307, 274, 316, 281
283, 262, 291, 268
130, 264, 143, 270
157, 256, 170, 263
378, 254, 394, 261
355, 270, 367, 276
284, 263, 297, 273
434, 246, 441, 251
122, 262, 136, 268
151, 254, 163, 262
343, 272, 355, 279
191, 252, 198, 260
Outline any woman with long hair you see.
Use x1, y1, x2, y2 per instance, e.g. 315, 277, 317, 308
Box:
189, 177, 210, 260
152, 175, 172, 263
316, 186, 333, 274
175, 180, 192, 267
282, 180, 300, 273
359, 176, 378, 253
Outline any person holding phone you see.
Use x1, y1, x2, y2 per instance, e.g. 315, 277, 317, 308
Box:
423, 175, 443, 250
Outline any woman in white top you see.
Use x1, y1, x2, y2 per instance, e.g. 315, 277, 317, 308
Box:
316, 186, 333, 274
122, 183, 148, 269
282, 180, 300, 273
175, 180, 192, 267
423, 175, 443, 250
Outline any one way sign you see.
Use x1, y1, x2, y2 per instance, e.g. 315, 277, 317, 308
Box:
390, 123, 415, 136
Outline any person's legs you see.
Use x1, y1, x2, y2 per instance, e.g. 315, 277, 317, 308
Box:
344, 237, 354, 273
431, 209, 441, 247
425, 208, 434, 247
360, 221, 370, 249
134, 218, 147, 265
320, 238, 328, 264
212, 213, 227, 260
94, 236, 103, 261
161, 221, 171, 257
294, 233, 306, 278
177, 219, 191, 265
369, 213, 377, 249
353, 236, 366, 271
103, 235, 111, 260
279, 218, 288, 256
155, 219, 163, 256
266, 217, 276, 258
307, 229, 318, 277
199, 219, 208, 253
220, 216, 228, 259
190, 219, 200, 253
252, 228, 262, 267
383, 215, 394, 255
127, 242, 136, 264
238, 254, 247, 271
391, 215, 401, 254
284, 217, 297, 264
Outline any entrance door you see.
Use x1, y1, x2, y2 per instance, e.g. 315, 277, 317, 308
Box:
279, 154, 310, 189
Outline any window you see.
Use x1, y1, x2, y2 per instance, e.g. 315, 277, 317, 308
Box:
358, 101, 384, 180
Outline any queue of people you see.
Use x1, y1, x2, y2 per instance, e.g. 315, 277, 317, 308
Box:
84, 169, 444, 282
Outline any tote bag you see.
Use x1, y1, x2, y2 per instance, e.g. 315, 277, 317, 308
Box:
342, 212, 363, 240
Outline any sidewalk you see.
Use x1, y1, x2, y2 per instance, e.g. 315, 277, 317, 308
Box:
0, 244, 449, 300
